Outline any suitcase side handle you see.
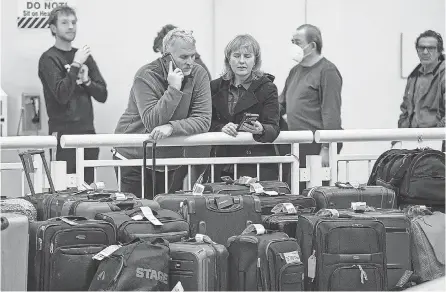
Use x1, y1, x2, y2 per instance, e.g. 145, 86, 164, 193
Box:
18, 150, 56, 196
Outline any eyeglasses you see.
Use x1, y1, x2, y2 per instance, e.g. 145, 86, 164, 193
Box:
416, 45, 438, 53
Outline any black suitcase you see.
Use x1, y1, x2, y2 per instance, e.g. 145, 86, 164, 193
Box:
169, 237, 228, 291
203, 180, 291, 195
204, 180, 315, 215
96, 207, 190, 243
154, 190, 213, 212
19, 150, 142, 220
340, 209, 412, 290
27, 216, 116, 291
227, 226, 305, 291
303, 182, 396, 211
181, 194, 262, 245
295, 213, 387, 291
262, 204, 314, 238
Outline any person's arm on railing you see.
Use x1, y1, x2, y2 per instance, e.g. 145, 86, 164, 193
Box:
210, 107, 225, 132
253, 82, 280, 143
133, 71, 184, 132
168, 72, 212, 135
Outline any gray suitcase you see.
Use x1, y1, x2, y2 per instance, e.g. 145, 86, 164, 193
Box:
1, 213, 29, 291
169, 238, 228, 291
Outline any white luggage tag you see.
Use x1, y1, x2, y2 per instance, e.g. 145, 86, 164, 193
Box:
140, 207, 163, 226
282, 250, 301, 264
271, 203, 297, 214
192, 183, 204, 196
308, 250, 316, 280
92, 244, 122, 261
113, 192, 127, 201
351, 202, 367, 212
249, 182, 264, 194
171, 281, 184, 292
242, 224, 266, 235
195, 234, 215, 244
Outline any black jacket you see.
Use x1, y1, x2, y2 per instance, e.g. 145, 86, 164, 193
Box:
210, 73, 280, 159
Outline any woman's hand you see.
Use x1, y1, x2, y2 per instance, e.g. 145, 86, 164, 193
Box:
241, 120, 264, 135
222, 122, 238, 137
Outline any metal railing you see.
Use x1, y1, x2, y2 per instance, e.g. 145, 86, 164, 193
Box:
0, 136, 57, 196
60, 131, 314, 195
315, 128, 446, 184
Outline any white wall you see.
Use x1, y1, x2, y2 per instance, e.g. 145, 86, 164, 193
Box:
1, 0, 445, 195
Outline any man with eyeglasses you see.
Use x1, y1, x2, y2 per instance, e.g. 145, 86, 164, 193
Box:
396, 30, 445, 151
279, 24, 343, 192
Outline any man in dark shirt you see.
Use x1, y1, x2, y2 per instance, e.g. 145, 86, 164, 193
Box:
38, 5, 107, 184
279, 24, 343, 192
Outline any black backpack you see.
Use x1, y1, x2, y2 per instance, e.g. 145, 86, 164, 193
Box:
368, 148, 445, 210
88, 238, 170, 291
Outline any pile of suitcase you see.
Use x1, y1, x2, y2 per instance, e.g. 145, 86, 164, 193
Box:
1, 146, 445, 291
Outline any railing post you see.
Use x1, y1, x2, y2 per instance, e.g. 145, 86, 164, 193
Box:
306, 155, 323, 188
290, 143, 300, 195
50, 161, 67, 191
76, 148, 85, 188
329, 142, 338, 185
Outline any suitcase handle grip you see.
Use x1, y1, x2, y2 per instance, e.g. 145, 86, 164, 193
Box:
112, 201, 137, 211
18, 150, 56, 196
1, 217, 9, 231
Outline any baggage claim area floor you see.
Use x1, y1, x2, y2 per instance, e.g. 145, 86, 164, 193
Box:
0, 129, 445, 291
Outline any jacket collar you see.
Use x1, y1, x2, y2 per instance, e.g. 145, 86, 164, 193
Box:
212, 74, 274, 119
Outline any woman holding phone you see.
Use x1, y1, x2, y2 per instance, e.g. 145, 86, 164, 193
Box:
209, 34, 280, 181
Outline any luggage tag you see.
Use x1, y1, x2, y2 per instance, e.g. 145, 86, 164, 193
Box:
192, 183, 204, 196
92, 244, 122, 261
308, 250, 316, 280
249, 182, 264, 194
242, 224, 266, 235
271, 203, 297, 214
140, 207, 163, 226
216, 196, 234, 209
351, 202, 367, 212
171, 281, 184, 292
113, 192, 127, 201
195, 234, 215, 244
282, 250, 301, 264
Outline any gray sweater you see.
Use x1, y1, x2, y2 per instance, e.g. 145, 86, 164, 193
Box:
115, 58, 211, 169
279, 57, 342, 132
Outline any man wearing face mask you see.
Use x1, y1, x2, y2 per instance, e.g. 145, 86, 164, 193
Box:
279, 24, 343, 192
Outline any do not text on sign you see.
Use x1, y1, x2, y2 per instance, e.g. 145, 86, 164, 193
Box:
17, 0, 76, 29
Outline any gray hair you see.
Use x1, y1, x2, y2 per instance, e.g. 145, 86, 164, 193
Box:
162, 28, 196, 53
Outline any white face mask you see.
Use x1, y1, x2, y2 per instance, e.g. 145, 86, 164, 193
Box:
289, 44, 309, 63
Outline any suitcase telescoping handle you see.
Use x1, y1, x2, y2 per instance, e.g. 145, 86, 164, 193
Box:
18, 150, 56, 196
143, 139, 157, 200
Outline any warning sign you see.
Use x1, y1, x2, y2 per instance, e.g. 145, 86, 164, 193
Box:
17, 0, 76, 29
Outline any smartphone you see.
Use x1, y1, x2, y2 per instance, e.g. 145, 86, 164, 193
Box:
237, 113, 259, 131
161, 52, 178, 71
